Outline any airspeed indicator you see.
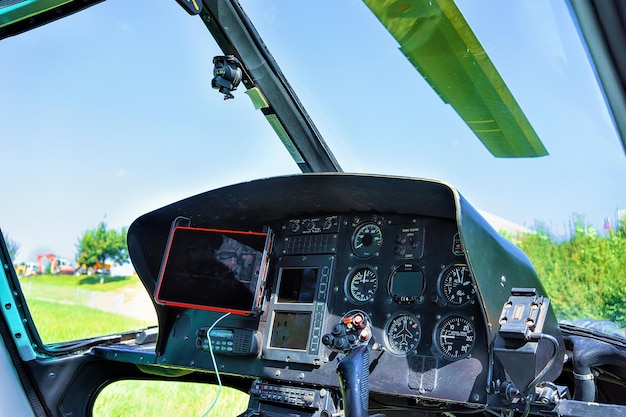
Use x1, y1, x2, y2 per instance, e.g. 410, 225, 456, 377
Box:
352, 223, 383, 258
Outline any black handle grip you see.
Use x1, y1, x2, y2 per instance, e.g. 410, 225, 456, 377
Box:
336, 344, 370, 417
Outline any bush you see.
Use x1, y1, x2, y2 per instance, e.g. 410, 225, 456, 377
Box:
504, 216, 626, 328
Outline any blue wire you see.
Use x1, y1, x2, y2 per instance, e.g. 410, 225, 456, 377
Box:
201, 312, 231, 417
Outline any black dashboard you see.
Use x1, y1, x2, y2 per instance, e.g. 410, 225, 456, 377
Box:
120, 174, 565, 414
263, 213, 487, 400
156, 212, 488, 403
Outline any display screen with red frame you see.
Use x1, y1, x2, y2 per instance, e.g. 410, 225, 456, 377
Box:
155, 226, 271, 315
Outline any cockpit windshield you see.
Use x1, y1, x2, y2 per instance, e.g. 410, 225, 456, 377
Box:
1, 0, 625, 359
237, 0, 626, 337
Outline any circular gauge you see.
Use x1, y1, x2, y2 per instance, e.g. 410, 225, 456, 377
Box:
385, 313, 421, 355
346, 266, 378, 303
352, 223, 383, 258
439, 264, 475, 306
435, 316, 475, 359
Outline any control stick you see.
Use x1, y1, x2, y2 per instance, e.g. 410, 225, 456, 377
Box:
322, 311, 382, 417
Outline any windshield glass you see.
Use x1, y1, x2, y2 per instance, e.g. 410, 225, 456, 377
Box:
238, 0, 626, 336
1, 0, 299, 341
1, 0, 625, 340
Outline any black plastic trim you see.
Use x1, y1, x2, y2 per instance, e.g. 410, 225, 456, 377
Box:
0, 0, 105, 41
199, 0, 342, 173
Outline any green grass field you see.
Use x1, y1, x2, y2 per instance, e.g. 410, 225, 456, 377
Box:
24, 273, 140, 291
20, 273, 155, 343
21, 275, 249, 416
94, 380, 249, 417
27, 299, 150, 343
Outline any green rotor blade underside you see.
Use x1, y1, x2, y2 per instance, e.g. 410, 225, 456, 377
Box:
364, 0, 549, 158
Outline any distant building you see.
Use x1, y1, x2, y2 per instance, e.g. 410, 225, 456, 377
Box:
478, 210, 533, 236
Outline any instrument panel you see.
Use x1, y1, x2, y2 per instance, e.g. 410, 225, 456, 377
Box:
270, 213, 486, 365
120, 174, 564, 413
152, 211, 490, 405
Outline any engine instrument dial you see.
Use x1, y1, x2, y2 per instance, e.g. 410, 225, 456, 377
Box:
435, 315, 475, 359
439, 264, 475, 306
346, 266, 378, 303
386, 313, 422, 355
351, 222, 383, 258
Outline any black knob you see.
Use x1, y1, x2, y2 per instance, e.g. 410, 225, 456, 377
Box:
333, 337, 348, 350
332, 323, 345, 336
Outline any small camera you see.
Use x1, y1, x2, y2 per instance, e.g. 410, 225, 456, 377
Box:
212, 55, 243, 100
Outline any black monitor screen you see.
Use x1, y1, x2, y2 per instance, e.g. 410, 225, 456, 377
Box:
391, 270, 424, 298
156, 226, 269, 314
277, 267, 318, 303
269, 312, 312, 350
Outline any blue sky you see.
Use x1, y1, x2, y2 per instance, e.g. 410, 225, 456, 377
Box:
1, 0, 625, 264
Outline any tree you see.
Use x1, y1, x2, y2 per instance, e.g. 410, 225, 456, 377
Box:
76, 222, 128, 283
2, 231, 20, 262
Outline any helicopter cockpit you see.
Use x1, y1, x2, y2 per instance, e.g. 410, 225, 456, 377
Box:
1, 1, 625, 417
93, 173, 569, 417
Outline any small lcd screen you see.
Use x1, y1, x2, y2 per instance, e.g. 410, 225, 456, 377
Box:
277, 268, 318, 303
156, 226, 268, 314
391, 270, 424, 297
209, 329, 233, 339
269, 312, 312, 350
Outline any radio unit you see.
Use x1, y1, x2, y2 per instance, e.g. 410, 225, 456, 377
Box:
195, 327, 260, 356
249, 381, 319, 409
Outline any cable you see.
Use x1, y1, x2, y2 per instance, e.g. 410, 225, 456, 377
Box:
514, 332, 560, 417
524, 333, 560, 396
520, 396, 532, 417
201, 312, 231, 417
